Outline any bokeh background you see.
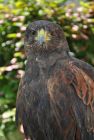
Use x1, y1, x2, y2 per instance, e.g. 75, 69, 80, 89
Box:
0, 0, 94, 140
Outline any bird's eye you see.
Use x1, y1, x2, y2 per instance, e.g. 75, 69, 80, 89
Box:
32, 30, 36, 35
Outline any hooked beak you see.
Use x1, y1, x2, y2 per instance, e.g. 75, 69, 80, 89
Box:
35, 29, 51, 45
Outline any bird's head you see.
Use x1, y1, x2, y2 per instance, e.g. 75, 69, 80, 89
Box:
25, 20, 69, 56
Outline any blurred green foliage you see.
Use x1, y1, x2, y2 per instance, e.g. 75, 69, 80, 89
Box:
0, 0, 94, 139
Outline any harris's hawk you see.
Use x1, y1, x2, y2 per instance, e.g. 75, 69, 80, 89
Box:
16, 20, 94, 140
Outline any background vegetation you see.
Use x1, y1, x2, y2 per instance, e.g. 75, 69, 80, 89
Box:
0, 0, 94, 139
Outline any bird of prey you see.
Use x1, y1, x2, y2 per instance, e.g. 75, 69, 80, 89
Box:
16, 20, 94, 140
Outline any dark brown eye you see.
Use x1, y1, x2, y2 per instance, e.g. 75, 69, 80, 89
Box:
32, 30, 36, 35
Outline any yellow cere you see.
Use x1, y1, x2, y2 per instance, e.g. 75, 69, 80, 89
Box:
35, 29, 51, 43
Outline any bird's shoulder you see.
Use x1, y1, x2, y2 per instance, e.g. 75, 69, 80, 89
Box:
48, 58, 94, 112
47, 58, 94, 132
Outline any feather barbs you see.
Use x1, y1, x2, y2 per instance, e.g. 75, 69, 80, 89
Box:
69, 62, 94, 112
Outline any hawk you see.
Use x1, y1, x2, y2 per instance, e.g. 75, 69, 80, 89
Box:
16, 20, 94, 140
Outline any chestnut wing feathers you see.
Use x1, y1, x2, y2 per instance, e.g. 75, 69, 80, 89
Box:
47, 60, 94, 133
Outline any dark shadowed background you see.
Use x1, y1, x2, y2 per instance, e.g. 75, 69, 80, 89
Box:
0, 0, 94, 139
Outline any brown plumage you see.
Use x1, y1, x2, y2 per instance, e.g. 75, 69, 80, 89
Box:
16, 20, 94, 140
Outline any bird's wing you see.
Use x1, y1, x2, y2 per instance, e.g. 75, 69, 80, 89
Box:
47, 60, 94, 133
68, 61, 94, 111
